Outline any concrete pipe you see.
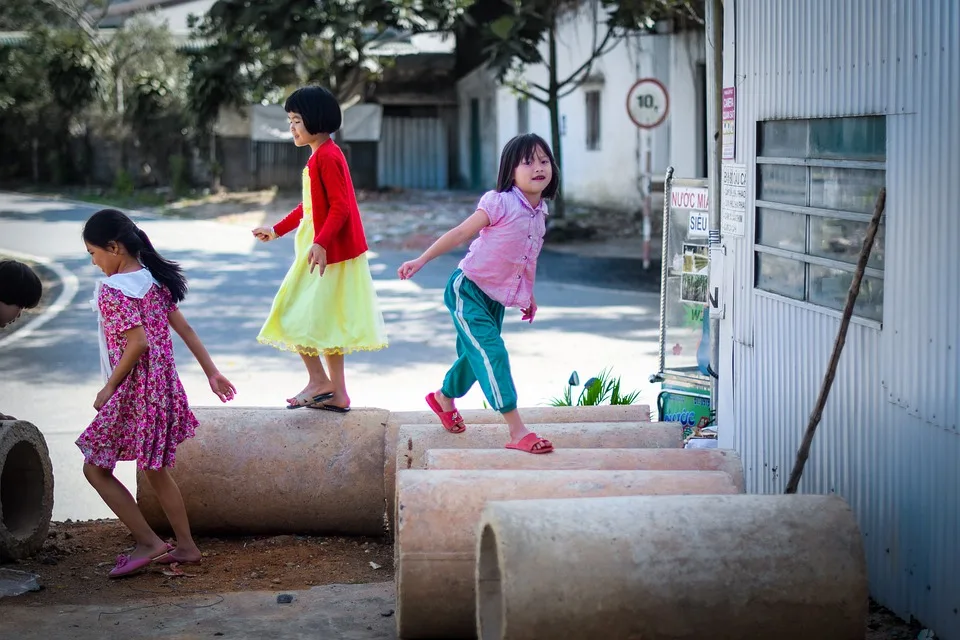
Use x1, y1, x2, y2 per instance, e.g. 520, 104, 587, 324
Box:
425, 447, 745, 492
0, 420, 54, 561
395, 469, 737, 639
136, 407, 390, 535
389, 421, 682, 531
383, 404, 652, 531
477, 494, 868, 640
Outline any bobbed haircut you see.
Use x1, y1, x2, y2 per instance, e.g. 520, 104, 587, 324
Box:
283, 85, 342, 135
495, 133, 560, 199
0, 260, 42, 309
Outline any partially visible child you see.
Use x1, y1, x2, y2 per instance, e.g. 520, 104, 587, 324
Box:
0, 259, 42, 329
77, 209, 236, 577
0, 259, 43, 420
252, 85, 387, 412
398, 134, 557, 454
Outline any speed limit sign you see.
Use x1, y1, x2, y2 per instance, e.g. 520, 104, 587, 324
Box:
626, 78, 669, 129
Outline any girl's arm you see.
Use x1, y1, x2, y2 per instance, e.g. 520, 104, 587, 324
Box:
397, 210, 490, 279
263, 203, 305, 239
95, 326, 148, 410
168, 309, 237, 402
313, 156, 350, 250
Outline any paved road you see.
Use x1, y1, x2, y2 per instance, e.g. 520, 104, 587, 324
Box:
0, 192, 661, 521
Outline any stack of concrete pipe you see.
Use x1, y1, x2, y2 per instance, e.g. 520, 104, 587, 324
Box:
135, 404, 658, 534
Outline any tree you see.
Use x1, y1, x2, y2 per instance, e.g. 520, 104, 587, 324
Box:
472, 0, 703, 218
187, 0, 474, 132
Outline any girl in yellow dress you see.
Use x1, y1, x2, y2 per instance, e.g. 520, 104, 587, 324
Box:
253, 86, 388, 412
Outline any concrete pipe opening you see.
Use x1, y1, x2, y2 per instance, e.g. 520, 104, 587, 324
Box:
0, 421, 55, 560
477, 524, 503, 640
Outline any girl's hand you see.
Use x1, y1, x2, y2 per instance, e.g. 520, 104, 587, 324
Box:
308, 243, 327, 276
521, 299, 537, 323
398, 257, 425, 280
208, 372, 237, 403
94, 384, 116, 411
252, 226, 277, 242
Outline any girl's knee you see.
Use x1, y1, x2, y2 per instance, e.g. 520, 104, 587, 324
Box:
82, 463, 111, 484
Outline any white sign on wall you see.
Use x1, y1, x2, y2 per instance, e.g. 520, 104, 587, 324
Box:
626, 78, 670, 129
720, 163, 747, 238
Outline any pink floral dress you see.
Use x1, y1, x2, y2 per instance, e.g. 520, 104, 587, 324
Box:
75, 273, 198, 471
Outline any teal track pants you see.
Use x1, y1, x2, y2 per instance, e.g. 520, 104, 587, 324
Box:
440, 269, 518, 413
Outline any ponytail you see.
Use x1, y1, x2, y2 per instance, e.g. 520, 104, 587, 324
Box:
83, 209, 188, 303
134, 228, 187, 303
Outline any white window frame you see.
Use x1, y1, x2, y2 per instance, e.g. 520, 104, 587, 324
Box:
753, 117, 886, 327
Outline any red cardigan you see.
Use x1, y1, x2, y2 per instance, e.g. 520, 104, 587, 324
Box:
272, 139, 368, 264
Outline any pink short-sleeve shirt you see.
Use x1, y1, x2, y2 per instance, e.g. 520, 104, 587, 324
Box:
458, 186, 548, 308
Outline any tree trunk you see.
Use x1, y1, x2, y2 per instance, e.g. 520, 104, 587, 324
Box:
547, 9, 565, 219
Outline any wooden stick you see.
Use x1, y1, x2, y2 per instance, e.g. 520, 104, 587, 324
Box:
784, 188, 886, 494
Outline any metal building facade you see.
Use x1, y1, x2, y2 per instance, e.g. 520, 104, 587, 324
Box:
716, 1, 959, 636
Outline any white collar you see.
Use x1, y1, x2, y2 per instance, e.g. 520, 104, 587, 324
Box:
99, 269, 159, 299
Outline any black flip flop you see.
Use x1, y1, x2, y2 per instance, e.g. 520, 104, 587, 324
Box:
286, 391, 334, 409
311, 403, 351, 413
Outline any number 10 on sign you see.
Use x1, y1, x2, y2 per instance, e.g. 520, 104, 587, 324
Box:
627, 78, 670, 129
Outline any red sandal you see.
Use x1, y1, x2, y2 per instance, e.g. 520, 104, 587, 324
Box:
425, 392, 466, 433
505, 433, 554, 454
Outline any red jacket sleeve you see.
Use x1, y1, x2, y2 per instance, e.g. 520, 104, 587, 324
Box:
313, 155, 350, 250
272, 203, 304, 237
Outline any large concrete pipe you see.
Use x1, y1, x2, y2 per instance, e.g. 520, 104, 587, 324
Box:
425, 447, 745, 492
395, 469, 737, 639
136, 407, 390, 535
389, 421, 683, 530
477, 494, 868, 640
0, 420, 54, 561
383, 405, 652, 531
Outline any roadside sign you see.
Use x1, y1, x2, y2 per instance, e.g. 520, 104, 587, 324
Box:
626, 78, 669, 129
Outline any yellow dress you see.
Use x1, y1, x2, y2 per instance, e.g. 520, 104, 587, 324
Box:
257, 167, 388, 356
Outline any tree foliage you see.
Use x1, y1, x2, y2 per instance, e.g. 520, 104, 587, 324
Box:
187, 0, 473, 131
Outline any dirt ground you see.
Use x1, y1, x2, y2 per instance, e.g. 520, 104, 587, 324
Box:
2, 520, 929, 638
6, 520, 393, 607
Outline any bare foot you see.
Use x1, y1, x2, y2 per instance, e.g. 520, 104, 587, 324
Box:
507, 427, 533, 446
286, 383, 336, 406
127, 540, 170, 562
321, 390, 351, 411
162, 545, 202, 564
434, 390, 456, 412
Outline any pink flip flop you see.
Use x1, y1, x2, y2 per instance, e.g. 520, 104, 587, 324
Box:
109, 545, 172, 578
155, 546, 203, 565
505, 433, 554, 454
425, 392, 466, 433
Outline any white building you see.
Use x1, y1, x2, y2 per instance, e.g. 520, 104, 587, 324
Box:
715, 1, 958, 637
456, 7, 707, 212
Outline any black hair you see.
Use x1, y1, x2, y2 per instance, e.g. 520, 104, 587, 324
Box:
495, 133, 560, 200
82, 209, 188, 303
283, 85, 342, 135
0, 260, 42, 309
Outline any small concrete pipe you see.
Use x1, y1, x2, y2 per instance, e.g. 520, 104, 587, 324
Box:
395, 469, 737, 639
477, 494, 868, 640
136, 407, 390, 535
0, 420, 55, 560
383, 404, 653, 530
389, 422, 683, 530
425, 447, 745, 492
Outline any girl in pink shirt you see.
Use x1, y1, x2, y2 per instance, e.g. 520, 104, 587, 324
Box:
398, 134, 557, 454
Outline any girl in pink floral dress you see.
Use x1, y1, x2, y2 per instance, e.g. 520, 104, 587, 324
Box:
77, 208, 237, 578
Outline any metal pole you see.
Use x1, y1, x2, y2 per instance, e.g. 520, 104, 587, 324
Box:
655, 166, 675, 380
705, 0, 723, 413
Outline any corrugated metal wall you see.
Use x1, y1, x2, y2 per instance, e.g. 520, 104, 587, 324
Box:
377, 116, 448, 189
719, 1, 959, 636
